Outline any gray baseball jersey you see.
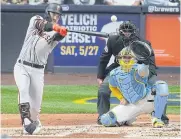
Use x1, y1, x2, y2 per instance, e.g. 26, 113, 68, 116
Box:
14, 15, 61, 124
18, 15, 58, 65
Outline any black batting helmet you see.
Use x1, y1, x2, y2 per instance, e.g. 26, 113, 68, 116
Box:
45, 3, 62, 21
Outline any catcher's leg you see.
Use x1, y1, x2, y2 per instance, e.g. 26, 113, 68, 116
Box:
152, 80, 169, 128
100, 104, 141, 127
100, 93, 154, 127
148, 75, 169, 124
100, 104, 139, 127
97, 75, 111, 124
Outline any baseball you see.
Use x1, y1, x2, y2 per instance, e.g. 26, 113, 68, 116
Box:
111, 15, 117, 22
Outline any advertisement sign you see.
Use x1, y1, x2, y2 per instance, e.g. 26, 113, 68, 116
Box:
146, 14, 180, 67
147, 6, 180, 13
54, 14, 140, 66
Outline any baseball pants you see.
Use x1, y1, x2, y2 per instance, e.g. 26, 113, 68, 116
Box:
14, 63, 44, 121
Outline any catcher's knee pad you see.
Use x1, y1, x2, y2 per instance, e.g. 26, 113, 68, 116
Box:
100, 111, 117, 127
153, 81, 169, 119
19, 102, 33, 125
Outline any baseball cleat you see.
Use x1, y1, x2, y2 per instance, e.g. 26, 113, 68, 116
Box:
161, 115, 169, 125
97, 117, 102, 125
152, 118, 164, 128
23, 120, 42, 135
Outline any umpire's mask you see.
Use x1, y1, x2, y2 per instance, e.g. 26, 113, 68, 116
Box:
45, 3, 62, 23
119, 21, 137, 39
116, 47, 136, 72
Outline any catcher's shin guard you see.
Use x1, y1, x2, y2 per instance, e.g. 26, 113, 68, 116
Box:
153, 81, 169, 119
161, 104, 169, 124
100, 111, 117, 127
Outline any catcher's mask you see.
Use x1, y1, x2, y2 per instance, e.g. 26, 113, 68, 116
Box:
45, 3, 62, 23
119, 21, 137, 39
116, 47, 136, 72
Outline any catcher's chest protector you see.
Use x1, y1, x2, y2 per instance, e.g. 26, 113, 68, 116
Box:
113, 65, 150, 103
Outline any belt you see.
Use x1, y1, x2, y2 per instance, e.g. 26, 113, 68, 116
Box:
18, 60, 44, 69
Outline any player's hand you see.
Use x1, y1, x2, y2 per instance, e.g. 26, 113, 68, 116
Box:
53, 24, 61, 32
59, 26, 67, 37
120, 98, 127, 105
97, 78, 103, 87
53, 24, 67, 36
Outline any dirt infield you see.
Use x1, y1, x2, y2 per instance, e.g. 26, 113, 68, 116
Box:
1, 114, 181, 138
1, 73, 180, 138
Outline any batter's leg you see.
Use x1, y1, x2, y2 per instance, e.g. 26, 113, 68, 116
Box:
97, 75, 111, 123
29, 69, 44, 121
14, 64, 37, 134
14, 64, 30, 104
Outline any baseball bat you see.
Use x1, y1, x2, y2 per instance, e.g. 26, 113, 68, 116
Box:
67, 30, 109, 38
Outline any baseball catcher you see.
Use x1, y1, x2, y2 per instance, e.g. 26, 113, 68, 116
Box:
97, 21, 169, 125
100, 41, 169, 128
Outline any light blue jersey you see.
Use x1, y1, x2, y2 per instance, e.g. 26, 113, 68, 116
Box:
109, 64, 151, 104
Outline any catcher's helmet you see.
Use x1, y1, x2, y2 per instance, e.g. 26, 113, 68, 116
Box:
119, 21, 137, 38
116, 47, 136, 72
45, 3, 62, 22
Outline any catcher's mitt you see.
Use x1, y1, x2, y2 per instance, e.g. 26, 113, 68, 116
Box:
129, 41, 152, 61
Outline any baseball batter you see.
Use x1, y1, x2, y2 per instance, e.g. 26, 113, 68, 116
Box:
13, 3, 67, 134
100, 42, 169, 128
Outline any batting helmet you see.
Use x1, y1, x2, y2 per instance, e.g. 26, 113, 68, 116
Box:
45, 3, 62, 22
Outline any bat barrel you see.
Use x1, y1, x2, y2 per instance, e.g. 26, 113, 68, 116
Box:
67, 30, 109, 38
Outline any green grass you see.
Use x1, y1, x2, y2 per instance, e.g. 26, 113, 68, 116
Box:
1, 85, 180, 114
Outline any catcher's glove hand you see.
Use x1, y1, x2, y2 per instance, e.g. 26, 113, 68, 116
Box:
129, 41, 152, 65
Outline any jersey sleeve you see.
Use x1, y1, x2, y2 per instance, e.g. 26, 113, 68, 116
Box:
137, 64, 149, 78
134, 64, 148, 83
109, 72, 124, 100
109, 85, 124, 101
109, 71, 117, 87
28, 15, 45, 31
97, 36, 113, 79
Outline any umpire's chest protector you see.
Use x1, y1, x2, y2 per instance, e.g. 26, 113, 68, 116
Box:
113, 66, 149, 103
110, 35, 125, 56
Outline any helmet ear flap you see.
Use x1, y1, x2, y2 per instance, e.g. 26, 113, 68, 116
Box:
44, 10, 51, 22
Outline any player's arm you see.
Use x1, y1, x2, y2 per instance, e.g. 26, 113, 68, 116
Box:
109, 73, 124, 101
97, 36, 113, 79
134, 64, 149, 84
137, 64, 149, 78
51, 33, 65, 41
29, 15, 67, 36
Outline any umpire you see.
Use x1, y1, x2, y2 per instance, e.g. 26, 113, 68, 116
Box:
97, 21, 169, 125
